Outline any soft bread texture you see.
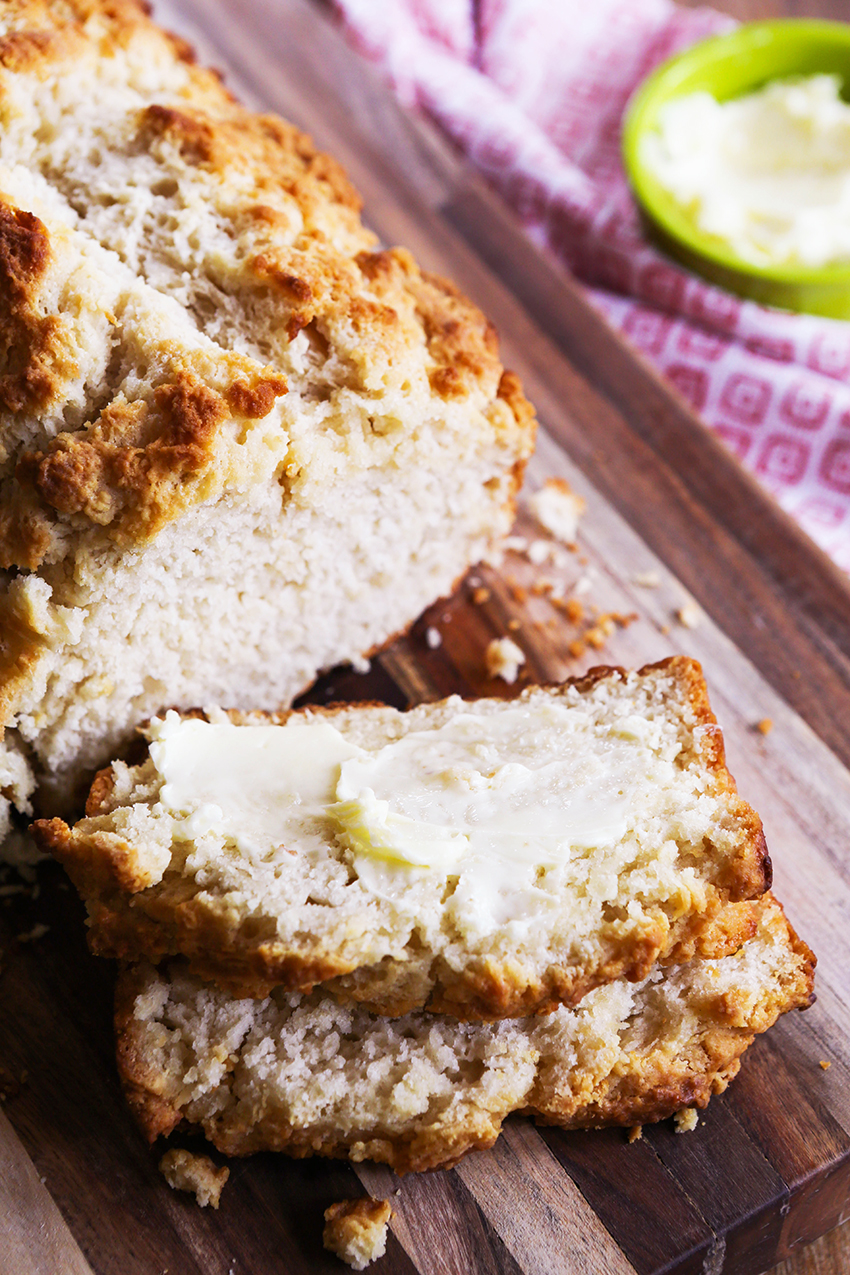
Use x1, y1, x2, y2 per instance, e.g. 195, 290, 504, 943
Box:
0, 0, 535, 832
38, 658, 772, 1018
114, 894, 815, 1174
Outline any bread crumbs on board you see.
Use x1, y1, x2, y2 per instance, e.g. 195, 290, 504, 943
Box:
674, 1108, 699, 1134
485, 637, 526, 684
159, 1149, 229, 1209
323, 1198, 392, 1271
528, 478, 586, 545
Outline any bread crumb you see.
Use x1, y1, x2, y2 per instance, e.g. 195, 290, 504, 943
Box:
633, 571, 660, 588
660, 624, 670, 636
16, 924, 49, 943
509, 583, 528, 604
472, 586, 491, 605
756, 718, 773, 736
674, 1107, 699, 1134
529, 478, 585, 544
552, 597, 584, 624
323, 1198, 392, 1271
350, 655, 372, 675
573, 574, 593, 597
507, 618, 521, 631
527, 538, 553, 565
627, 1125, 643, 1143
502, 536, 529, 554
530, 578, 553, 597
159, 1149, 229, 1209
820, 1060, 832, 1070
676, 602, 702, 629
425, 627, 442, 650
485, 637, 526, 684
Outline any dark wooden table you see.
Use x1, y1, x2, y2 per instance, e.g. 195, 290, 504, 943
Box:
673, 4, 848, 1272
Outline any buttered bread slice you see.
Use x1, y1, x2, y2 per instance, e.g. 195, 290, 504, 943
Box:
115, 894, 814, 1173
37, 658, 772, 1018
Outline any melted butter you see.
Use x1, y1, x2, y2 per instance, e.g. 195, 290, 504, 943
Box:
331, 792, 470, 870
334, 709, 634, 853
148, 712, 364, 852
149, 702, 675, 934
643, 74, 850, 268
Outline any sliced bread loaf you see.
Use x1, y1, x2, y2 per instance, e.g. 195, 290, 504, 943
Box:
37, 658, 772, 1018
115, 893, 814, 1173
0, 0, 534, 833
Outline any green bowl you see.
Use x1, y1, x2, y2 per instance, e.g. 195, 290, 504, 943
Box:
623, 20, 850, 317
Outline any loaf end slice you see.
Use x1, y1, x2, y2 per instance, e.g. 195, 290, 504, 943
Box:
114, 893, 815, 1173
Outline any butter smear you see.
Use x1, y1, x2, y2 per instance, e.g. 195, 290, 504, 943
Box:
147, 703, 682, 935
643, 74, 850, 268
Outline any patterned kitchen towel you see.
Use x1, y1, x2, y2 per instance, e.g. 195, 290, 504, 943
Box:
335, 0, 850, 570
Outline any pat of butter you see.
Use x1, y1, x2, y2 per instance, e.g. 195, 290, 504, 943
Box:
643, 74, 850, 268
331, 791, 470, 871
334, 710, 633, 854
149, 713, 364, 850
148, 702, 673, 934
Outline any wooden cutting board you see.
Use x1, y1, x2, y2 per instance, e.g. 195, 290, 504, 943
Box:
1, 3, 849, 1274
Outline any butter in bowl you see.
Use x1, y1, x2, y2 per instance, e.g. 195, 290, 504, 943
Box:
623, 20, 850, 317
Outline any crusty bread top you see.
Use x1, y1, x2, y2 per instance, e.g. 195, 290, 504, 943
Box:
37, 658, 773, 1018
114, 893, 815, 1174
0, 0, 533, 574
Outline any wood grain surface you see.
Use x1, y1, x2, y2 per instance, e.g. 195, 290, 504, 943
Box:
1, 1, 849, 1274
673, 4, 850, 1272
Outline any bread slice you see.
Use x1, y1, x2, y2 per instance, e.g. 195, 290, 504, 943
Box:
114, 893, 815, 1174
0, 0, 535, 833
37, 658, 772, 1018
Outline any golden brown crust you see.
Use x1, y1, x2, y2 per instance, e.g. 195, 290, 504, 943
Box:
114, 962, 184, 1142
539, 914, 816, 1132
12, 366, 290, 551
356, 250, 500, 402
84, 766, 117, 817
0, 0, 535, 574
0, 201, 65, 416
0, 585, 48, 730
324, 1197, 392, 1228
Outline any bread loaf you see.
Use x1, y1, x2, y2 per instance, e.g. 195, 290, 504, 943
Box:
0, 0, 534, 834
37, 658, 772, 1018
114, 893, 814, 1174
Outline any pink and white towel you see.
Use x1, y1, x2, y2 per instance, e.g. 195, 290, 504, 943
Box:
334, 0, 850, 571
